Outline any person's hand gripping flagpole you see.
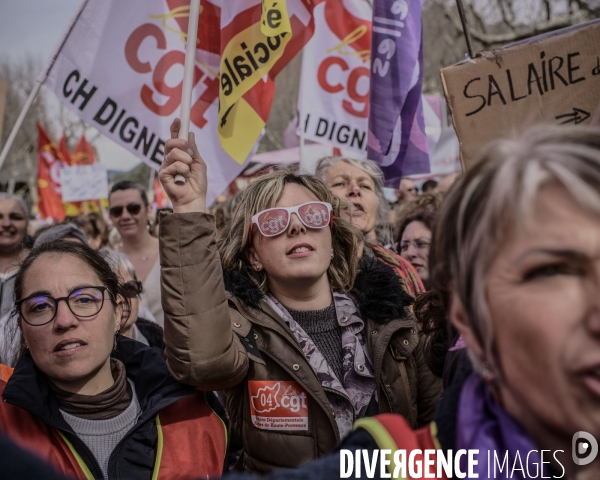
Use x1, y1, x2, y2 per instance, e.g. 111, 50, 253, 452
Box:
173, 0, 201, 185
159, 0, 208, 213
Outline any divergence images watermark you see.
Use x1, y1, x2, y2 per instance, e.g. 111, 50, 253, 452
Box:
339, 431, 599, 479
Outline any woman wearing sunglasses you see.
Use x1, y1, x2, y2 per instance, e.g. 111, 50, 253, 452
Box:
108, 181, 164, 328
0, 240, 225, 480
158, 120, 441, 473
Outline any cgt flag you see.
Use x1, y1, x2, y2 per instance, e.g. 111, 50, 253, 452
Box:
40, 0, 313, 204
58, 133, 72, 166
298, 0, 372, 157
298, 0, 372, 158
218, 0, 316, 163
367, 0, 429, 186
71, 134, 95, 166
37, 123, 66, 221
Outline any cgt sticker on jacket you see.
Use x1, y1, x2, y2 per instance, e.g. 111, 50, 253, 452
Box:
248, 380, 309, 431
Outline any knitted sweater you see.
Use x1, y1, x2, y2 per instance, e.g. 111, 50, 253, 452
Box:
60, 380, 141, 479
286, 303, 343, 382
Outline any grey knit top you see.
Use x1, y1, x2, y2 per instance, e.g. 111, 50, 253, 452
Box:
287, 303, 344, 382
60, 380, 141, 479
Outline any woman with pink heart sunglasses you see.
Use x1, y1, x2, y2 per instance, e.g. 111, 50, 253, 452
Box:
157, 119, 442, 473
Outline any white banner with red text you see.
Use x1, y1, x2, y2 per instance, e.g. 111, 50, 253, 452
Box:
41, 0, 259, 204
297, 0, 372, 158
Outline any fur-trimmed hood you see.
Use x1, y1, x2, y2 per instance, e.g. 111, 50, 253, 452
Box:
223, 256, 414, 324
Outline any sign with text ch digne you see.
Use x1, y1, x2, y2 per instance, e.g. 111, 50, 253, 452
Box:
441, 18, 600, 167
41, 0, 253, 204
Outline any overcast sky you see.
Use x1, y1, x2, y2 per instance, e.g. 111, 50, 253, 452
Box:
0, 0, 142, 171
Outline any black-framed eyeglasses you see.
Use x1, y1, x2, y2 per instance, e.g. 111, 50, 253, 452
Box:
109, 203, 142, 218
15, 286, 108, 327
122, 280, 142, 298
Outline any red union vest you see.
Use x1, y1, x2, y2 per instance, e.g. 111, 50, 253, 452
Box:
0, 365, 13, 382
0, 384, 226, 480
353, 414, 449, 480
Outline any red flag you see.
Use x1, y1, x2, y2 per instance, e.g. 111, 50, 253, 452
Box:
58, 133, 73, 165
153, 177, 171, 209
37, 123, 66, 221
71, 134, 96, 165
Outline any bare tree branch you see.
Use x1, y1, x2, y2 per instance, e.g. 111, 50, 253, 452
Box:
571, 0, 600, 15
542, 0, 552, 20
442, 2, 588, 48
497, 0, 518, 29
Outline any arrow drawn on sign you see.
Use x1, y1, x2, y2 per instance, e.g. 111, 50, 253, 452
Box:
555, 108, 591, 125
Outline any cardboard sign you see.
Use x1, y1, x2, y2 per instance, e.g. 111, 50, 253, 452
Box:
441, 19, 600, 166
60, 164, 109, 202
248, 380, 309, 431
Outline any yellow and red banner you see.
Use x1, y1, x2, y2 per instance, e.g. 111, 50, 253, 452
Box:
41, 0, 315, 203
218, 0, 315, 163
37, 123, 66, 221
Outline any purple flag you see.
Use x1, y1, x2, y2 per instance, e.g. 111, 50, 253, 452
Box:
367, 0, 430, 187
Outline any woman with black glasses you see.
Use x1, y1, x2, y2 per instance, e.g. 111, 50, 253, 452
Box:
0, 240, 226, 480
108, 181, 163, 327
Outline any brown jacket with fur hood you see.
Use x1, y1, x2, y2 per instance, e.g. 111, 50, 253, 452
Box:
159, 212, 442, 473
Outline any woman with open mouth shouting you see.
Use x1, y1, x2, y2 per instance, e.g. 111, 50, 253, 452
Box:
315, 157, 425, 299
0, 240, 225, 480
158, 119, 442, 473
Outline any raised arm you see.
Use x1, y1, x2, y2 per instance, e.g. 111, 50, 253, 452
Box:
158, 119, 248, 389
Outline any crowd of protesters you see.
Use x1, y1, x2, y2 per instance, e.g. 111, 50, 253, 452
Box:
0, 120, 598, 480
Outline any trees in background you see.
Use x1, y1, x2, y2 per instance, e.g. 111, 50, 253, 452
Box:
423, 0, 600, 92
0, 56, 95, 207
258, 0, 600, 153
2, 2, 598, 194
0, 57, 52, 200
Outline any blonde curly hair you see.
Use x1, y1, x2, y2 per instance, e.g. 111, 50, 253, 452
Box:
218, 170, 362, 293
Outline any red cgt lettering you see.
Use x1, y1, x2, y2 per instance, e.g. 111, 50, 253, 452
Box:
317, 56, 369, 118
124, 23, 218, 128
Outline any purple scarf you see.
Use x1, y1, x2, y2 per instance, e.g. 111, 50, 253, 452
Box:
456, 374, 550, 479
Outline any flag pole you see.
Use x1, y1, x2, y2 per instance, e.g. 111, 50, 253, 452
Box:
299, 114, 306, 168
455, 0, 475, 59
175, 0, 201, 185
148, 166, 155, 194
298, 77, 308, 172
0, 81, 42, 171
